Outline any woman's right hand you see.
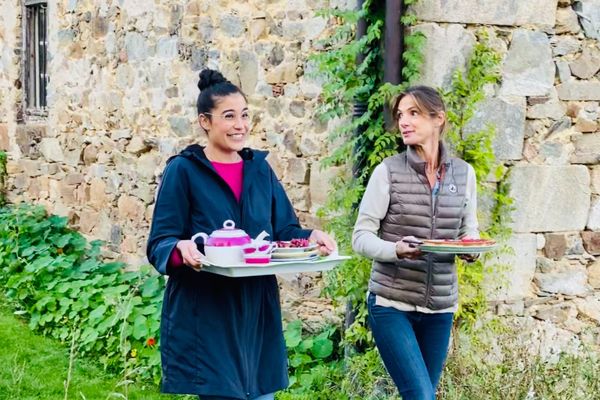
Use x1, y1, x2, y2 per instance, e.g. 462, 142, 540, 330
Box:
395, 236, 422, 259
176, 240, 204, 270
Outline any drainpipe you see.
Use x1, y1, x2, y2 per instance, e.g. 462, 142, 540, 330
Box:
383, 0, 404, 129
351, 0, 369, 180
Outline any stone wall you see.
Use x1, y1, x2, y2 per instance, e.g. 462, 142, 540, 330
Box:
412, 0, 600, 354
0, 0, 599, 350
0, 0, 342, 267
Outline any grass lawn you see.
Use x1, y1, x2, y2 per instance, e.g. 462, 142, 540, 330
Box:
0, 299, 192, 400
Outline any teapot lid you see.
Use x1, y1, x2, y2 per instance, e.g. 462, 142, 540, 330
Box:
210, 220, 249, 239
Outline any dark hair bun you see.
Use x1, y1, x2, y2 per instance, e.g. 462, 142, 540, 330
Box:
198, 69, 228, 91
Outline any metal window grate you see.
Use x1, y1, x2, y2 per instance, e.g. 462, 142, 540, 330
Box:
25, 1, 48, 110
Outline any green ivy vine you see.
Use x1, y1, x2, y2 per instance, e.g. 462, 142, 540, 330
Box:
313, 4, 514, 344
313, 0, 425, 348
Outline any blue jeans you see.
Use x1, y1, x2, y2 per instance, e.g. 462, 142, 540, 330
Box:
200, 394, 274, 400
367, 293, 453, 400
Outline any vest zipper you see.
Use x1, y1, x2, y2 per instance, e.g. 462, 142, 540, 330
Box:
415, 166, 441, 308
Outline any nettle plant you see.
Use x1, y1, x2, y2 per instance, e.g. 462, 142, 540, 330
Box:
0, 204, 164, 384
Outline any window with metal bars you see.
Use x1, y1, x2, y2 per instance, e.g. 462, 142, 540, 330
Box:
24, 0, 48, 112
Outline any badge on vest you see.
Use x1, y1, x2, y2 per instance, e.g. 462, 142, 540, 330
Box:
448, 184, 457, 193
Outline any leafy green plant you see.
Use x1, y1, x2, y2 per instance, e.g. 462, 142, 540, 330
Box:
0, 297, 188, 399
0, 151, 6, 206
279, 321, 345, 400
0, 204, 164, 384
312, 0, 426, 348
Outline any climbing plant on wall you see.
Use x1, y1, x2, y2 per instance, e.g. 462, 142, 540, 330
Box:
312, 3, 513, 344
312, 0, 425, 347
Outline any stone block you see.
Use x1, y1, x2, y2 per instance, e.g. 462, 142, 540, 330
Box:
16, 125, 44, 159
136, 153, 160, 182
285, 158, 309, 184
0, 124, 9, 151
266, 152, 284, 178
588, 196, 600, 230
410, 0, 558, 26
582, 231, 600, 254
309, 165, 342, 214
484, 234, 537, 301
557, 81, 600, 100
534, 304, 573, 323
571, 133, 600, 164
299, 134, 322, 156
574, 0, 600, 40
83, 145, 98, 165
589, 259, 600, 288
304, 16, 327, 40
239, 50, 258, 95
283, 130, 300, 155
574, 109, 599, 132
556, 60, 573, 83
118, 195, 145, 222
463, 96, 526, 160
131, 182, 155, 204
156, 37, 178, 59
287, 186, 310, 212
592, 166, 600, 194
534, 266, 590, 295
527, 88, 566, 120
569, 45, 600, 79
126, 136, 150, 155
567, 233, 586, 255
168, 116, 191, 137
556, 6, 582, 33
509, 166, 591, 232
39, 138, 65, 162
79, 209, 99, 234
87, 178, 107, 211
20, 159, 42, 177
501, 30, 555, 96
65, 173, 84, 186
412, 23, 476, 89
573, 296, 600, 324
289, 101, 305, 118
544, 233, 567, 259
552, 35, 581, 56
220, 14, 244, 37
124, 32, 149, 62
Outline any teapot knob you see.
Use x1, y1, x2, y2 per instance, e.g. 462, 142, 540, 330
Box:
223, 220, 235, 229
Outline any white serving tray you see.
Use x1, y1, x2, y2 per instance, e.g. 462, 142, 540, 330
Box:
201, 254, 351, 277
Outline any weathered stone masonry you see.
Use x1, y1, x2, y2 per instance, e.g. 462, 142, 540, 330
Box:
0, 0, 599, 348
412, 0, 600, 354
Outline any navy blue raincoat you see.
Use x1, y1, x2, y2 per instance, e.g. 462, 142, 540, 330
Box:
147, 145, 311, 399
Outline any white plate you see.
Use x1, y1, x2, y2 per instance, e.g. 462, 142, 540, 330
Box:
201, 255, 351, 277
271, 254, 319, 262
273, 243, 318, 254
271, 249, 319, 259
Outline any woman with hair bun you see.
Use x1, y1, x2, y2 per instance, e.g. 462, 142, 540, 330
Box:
147, 69, 335, 400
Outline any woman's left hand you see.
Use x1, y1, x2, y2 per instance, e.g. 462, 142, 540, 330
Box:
309, 229, 336, 256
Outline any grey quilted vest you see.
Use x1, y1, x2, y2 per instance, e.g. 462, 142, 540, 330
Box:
368, 144, 470, 310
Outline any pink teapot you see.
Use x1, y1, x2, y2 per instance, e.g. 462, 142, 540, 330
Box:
192, 220, 269, 265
